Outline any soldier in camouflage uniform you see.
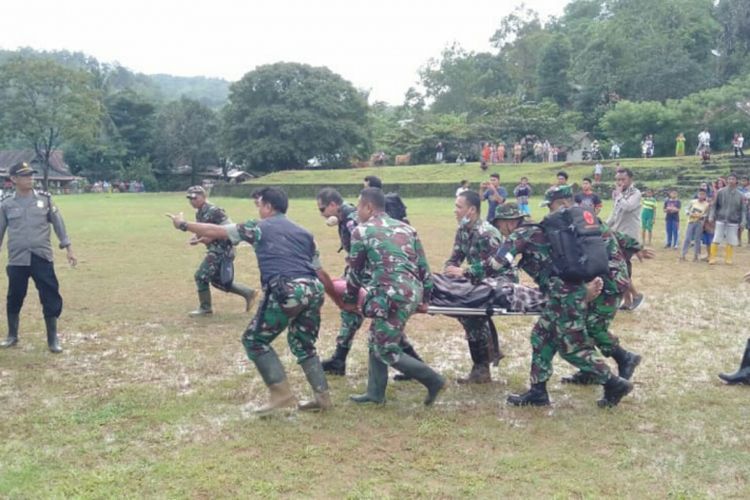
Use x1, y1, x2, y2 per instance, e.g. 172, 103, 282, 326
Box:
344, 188, 445, 406
490, 187, 634, 408
168, 187, 331, 414
562, 223, 652, 385
316, 188, 426, 379
185, 186, 256, 316
444, 190, 514, 384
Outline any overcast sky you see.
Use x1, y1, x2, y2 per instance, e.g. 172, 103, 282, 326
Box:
1, 0, 568, 104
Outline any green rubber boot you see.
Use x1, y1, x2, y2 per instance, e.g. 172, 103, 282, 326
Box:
45, 316, 62, 354
0, 314, 19, 348
350, 350, 388, 404
298, 356, 332, 411
252, 350, 296, 415
189, 289, 213, 317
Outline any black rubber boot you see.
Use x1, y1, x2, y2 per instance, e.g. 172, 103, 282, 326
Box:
391, 354, 446, 406
229, 283, 257, 312
189, 290, 213, 317
458, 338, 492, 384
507, 382, 551, 407
597, 375, 634, 408
322, 345, 349, 376
0, 314, 19, 348
719, 338, 750, 385
298, 356, 332, 411
611, 346, 642, 380
45, 317, 62, 354
393, 343, 423, 381
350, 350, 388, 404
252, 350, 295, 415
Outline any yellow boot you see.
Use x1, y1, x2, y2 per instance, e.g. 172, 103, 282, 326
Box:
725, 245, 734, 265
708, 243, 719, 265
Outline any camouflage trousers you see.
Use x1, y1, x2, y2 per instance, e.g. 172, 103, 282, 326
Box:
195, 252, 228, 292
530, 285, 611, 384
586, 292, 621, 357
365, 295, 420, 366
457, 316, 492, 344
242, 277, 324, 363
335, 310, 365, 349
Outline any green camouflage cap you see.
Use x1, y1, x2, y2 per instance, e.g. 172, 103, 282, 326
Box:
186, 185, 206, 199
493, 202, 528, 221
540, 184, 573, 206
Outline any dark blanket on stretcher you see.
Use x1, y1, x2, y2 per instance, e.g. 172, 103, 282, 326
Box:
430, 274, 547, 313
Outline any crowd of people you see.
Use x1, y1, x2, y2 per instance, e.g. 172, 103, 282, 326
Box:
474, 138, 561, 169
90, 180, 146, 193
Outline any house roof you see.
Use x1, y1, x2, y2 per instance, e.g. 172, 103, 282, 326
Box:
0, 150, 80, 181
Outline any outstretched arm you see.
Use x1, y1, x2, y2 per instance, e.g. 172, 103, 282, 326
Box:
166, 212, 229, 240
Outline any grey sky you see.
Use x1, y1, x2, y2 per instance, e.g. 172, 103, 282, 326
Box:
1, 0, 568, 104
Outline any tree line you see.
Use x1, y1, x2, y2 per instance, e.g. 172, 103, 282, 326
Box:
0, 0, 748, 189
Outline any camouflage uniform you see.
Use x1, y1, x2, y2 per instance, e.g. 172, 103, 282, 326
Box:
344, 213, 433, 364
225, 215, 324, 363
445, 219, 514, 374
333, 203, 365, 349
194, 202, 235, 292
495, 223, 611, 384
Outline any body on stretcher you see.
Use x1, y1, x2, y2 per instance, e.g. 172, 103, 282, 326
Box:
331, 274, 546, 316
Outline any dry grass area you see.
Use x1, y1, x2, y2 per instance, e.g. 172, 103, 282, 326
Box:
1, 193, 749, 498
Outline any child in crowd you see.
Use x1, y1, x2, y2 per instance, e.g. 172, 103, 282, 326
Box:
641, 188, 657, 245
681, 189, 710, 261
513, 176, 532, 215
664, 190, 681, 249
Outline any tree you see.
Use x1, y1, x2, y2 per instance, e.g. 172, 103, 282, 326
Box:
0, 57, 102, 189
537, 34, 572, 106
222, 62, 371, 171
154, 97, 219, 186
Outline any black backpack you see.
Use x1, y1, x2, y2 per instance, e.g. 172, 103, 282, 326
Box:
384, 193, 408, 222
540, 206, 609, 282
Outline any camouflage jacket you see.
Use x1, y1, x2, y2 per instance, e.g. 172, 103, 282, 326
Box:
445, 219, 517, 284
493, 223, 570, 294
196, 202, 233, 255
344, 212, 433, 306
337, 202, 359, 255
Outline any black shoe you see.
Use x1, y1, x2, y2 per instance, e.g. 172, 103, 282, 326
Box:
1, 314, 20, 349
507, 383, 550, 406
718, 338, 750, 384
321, 345, 349, 376
561, 371, 597, 385
0, 336, 18, 348
597, 376, 634, 408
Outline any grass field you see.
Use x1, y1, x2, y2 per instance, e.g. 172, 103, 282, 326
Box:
2, 192, 750, 498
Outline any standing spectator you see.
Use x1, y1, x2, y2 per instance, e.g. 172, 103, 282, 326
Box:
680, 189, 710, 261
641, 188, 657, 245
664, 190, 682, 249
481, 142, 491, 170
607, 168, 644, 310
552, 145, 559, 162
741, 177, 750, 246
533, 140, 543, 162
734, 133, 745, 158
479, 173, 507, 222
513, 142, 522, 164
490, 144, 498, 164
455, 179, 470, 197
543, 140, 551, 162
646, 135, 655, 158
675, 133, 686, 157
455, 153, 466, 165
0, 162, 77, 353
697, 129, 711, 156
574, 178, 603, 214
556, 171, 569, 186
435, 141, 444, 163
594, 162, 604, 184
708, 173, 746, 265
513, 176, 532, 215
497, 142, 506, 163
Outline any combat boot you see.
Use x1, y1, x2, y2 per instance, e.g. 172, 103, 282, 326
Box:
393, 343, 423, 381
561, 371, 597, 385
611, 346, 642, 380
0, 314, 19, 348
321, 345, 349, 376
229, 283, 257, 312
507, 382, 551, 407
392, 353, 446, 406
189, 289, 213, 316
457, 338, 492, 384
252, 350, 296, 415
45, 317, 62, 354
298, 356, 333, 411
718, 338, 750, 385
350, 350, 388, 404
597, 375, 634, 408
